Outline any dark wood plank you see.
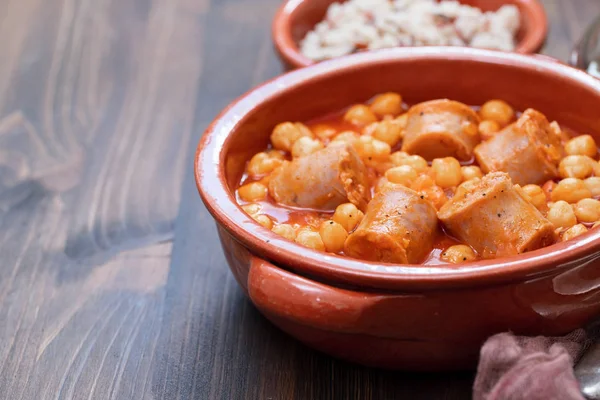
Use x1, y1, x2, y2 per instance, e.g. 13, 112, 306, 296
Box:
0, 0, 204, 398
0, 0, 598, 399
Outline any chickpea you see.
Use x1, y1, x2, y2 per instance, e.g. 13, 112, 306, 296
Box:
558, 155, 594, 179
393, 154, 428, 173
271, 123, 296, 150
562, 224, 588, 241
267, 149, 286, 160
344, 104, 378, 125
372, 120, 403, 147
385, 165, 418, 186
479, 100, 514, 126
478, 120, 501, 140
565, 135, 597, 157
547, 201, 577, 229
551, 178, 592, 203
242, 203, 261, 216
312, 124, 338, 141
354, 135, 373, 157
251, 152, 270, 163
584, 177, 600, 197
331, 131, 359, 144
462, 120, 479, 138
333, 203, 364, 232
594, 221, 600, 229
238, 182, 268, 202
371, 139, 392, 159
247, 152, 283, 177
253, 214, 273, 229
411, 175, 436, 192
291, 136, 324, 158
593, 161, 600, 177
521, 184, 547, 211
432, 157, 462, 188
355, 136, 391, 160
574, 198, 600, 223
370, 92, 403, 117
295, 122, 313, 137
461, 166, 483, 182
390, 151, 409, 165
295, 229, 326, 251
319, 220, 349, 253
371, 160, 395, 175
441, 245, 477, 263
270, 122, 313, 151
395, 113, 408, 129
421, 185, 449, 210
362, 122, 378, 136
272, 224, 297, 241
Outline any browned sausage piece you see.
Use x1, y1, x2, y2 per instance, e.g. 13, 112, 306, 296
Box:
438, 172, 556, 259
268, 143, 371, 211
474, 109, 564, 185
401, 99, 480, 161
344, 184, 438, 264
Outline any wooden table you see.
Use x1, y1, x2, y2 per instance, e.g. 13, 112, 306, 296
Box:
0, 0, 598, 398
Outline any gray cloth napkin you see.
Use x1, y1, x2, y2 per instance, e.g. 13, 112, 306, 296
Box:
473, 328, 598, 400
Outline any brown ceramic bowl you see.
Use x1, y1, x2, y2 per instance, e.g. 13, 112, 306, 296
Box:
195, 48, 600, 371
273, 0, 548, 69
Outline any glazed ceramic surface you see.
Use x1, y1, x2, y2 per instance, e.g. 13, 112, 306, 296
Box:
196, 48, 600, 370
273, 0, 548, 69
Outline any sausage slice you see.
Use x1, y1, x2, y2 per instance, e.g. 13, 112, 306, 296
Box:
438, 172, 556, 258
344, 184, 438, 264
474, 109, 564, 185
401, 99, 481, 161
268, 143, 371, 211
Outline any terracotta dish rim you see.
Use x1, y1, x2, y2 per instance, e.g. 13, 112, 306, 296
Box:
195, 47, 600, 291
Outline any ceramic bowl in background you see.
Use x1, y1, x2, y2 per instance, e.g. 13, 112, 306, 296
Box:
272, 0, 548, 69
195, 48, 600, 370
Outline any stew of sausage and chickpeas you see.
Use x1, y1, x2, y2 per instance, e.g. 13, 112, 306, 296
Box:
236, 92, 600, 265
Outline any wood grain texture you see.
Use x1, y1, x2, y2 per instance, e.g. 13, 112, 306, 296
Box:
0, 0, 598, 399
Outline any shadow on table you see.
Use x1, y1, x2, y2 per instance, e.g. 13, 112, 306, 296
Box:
201, 286, 474, 400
